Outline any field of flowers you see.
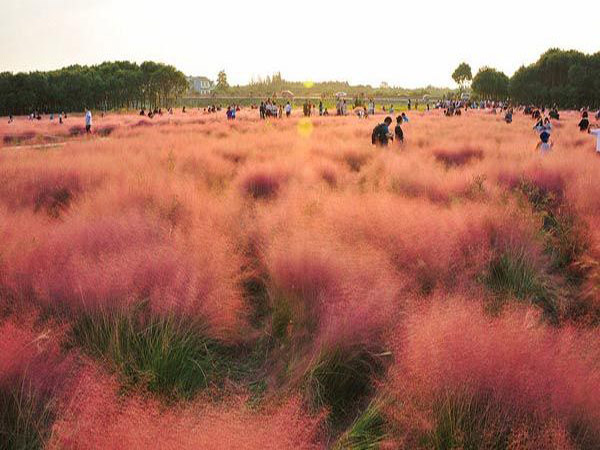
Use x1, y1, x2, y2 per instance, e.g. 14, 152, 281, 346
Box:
0, 108, 599, 449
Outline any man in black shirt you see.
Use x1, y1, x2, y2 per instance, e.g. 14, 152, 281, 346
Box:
578, 112, 590, 132
394, 115, 404, 143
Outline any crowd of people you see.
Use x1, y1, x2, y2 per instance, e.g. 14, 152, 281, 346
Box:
5, 100, 600, 155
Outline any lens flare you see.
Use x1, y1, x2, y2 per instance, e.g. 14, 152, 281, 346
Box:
297, 118, 313, 138
303, 80, 314, 89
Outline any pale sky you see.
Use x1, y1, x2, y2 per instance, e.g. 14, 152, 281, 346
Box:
1, 0, 598, 88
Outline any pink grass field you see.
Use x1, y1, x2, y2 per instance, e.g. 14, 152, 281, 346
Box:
1, 108, 599, 449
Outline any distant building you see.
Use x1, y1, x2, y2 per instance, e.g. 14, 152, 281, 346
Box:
187, 76, 215, 95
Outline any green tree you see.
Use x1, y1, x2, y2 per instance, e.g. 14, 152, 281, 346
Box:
215, 70, 229, 92
452, 63, 472, 92
472, 67, 509, 101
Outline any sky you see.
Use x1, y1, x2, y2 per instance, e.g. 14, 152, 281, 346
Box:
1, 0, 598, 88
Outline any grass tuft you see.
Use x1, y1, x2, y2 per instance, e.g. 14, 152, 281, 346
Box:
304, 346, 384, 424
0, 380, 55, 450
70, 308, 220, 399
484, 250, 558, 322
334, 399, 387, 449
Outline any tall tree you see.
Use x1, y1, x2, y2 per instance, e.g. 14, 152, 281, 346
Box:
452, 63, 472, 92
215, 70, 229, 93
472, 67, 509, 100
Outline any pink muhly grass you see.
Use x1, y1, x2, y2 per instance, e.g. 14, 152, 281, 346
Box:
0, 316, 73, 398
433, 146, 484, 167
0, 167, 85, 214
2, 213, 246, 340
239, 165, 290, 199
386, 300, 600, 447
2, 130, 37, 145
50, 371, 324, 450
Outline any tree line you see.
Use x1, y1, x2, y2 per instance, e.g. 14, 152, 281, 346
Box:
2, 48, 598, 116
210, 70, 455, 101
459, 49, 600, 108
0, 61, 188, 116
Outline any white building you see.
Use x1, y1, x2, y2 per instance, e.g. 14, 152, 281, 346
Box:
187, 76, 215, 95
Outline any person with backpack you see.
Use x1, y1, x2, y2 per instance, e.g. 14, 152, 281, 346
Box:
372, 116, 393, 147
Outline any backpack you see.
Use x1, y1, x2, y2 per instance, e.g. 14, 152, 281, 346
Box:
372, 124, 387, 145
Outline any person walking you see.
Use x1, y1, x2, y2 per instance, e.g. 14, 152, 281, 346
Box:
285, 101, 292, 118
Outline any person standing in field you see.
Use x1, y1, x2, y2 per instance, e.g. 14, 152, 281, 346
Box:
535, 122, 552, 154
319, 101, 323, 116
285, 102, 292, 118
372, 116, 393, 147
394, 115, 404, 144
589, 127, 600, 154
578, 112, 590, 132
85, 109, 92, 134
